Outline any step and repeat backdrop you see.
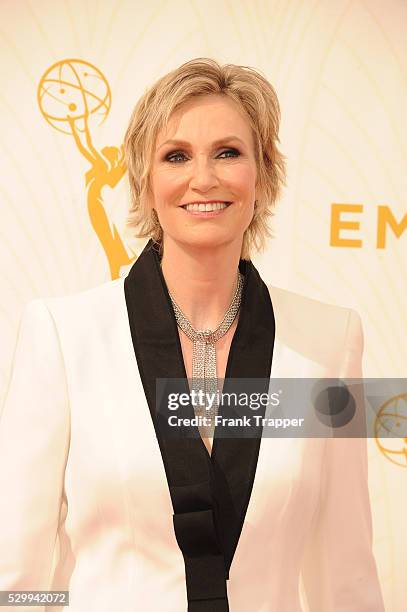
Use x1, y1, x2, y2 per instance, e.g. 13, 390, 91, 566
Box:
1, 1, 406, 609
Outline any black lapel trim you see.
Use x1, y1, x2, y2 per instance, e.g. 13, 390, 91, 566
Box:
124, 239, 275, 610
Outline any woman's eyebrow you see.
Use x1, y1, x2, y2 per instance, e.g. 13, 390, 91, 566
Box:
156, 136, 246, 151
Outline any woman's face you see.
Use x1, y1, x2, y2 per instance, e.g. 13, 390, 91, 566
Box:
149, 94, 258, 254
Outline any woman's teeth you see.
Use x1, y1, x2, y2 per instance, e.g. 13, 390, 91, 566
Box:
183, 202, 230, 212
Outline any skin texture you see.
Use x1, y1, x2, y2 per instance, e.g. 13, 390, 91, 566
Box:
149, 93, 258, 330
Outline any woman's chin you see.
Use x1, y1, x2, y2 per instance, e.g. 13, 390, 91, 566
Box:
173, 232, 241, 252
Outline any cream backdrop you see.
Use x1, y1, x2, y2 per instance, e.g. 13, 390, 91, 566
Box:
0, 0, 406, 610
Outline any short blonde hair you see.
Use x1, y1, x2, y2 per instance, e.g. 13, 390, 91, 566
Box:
124, 57, 286, 260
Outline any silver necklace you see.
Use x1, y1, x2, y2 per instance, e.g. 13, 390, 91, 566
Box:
164, 267, 244, 436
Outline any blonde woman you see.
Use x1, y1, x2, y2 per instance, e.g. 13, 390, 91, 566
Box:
0, 58, 384, 611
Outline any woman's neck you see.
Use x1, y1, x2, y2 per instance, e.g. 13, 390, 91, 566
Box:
160, 238, 243, 331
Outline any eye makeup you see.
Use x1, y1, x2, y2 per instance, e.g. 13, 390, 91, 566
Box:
164, 148, 241, 164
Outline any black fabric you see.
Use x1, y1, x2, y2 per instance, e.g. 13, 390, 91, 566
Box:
124, 239, 275, 610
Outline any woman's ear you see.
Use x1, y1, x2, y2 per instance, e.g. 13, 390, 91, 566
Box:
142, 190, 155, 217
254, 179, 262, 205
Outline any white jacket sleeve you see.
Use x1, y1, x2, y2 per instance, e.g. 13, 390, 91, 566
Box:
0, 299, 70, 601
300, 309, 385, 611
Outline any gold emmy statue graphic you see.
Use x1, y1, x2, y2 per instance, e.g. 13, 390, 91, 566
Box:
375, 393, 407, 468
37, 59, 136, 279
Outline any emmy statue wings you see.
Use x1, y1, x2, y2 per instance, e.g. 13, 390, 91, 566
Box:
0, 275, 385, 612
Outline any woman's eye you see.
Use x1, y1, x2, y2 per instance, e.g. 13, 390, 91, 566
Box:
166, 151, 188, 163
218, 148, 240, 159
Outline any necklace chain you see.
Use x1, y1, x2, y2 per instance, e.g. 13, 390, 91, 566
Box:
163, 265, 244, 437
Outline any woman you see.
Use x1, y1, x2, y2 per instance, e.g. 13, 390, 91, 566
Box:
0, 58, 385, 611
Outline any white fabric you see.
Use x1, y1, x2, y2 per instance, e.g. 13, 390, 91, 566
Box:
0, 277, 385, 611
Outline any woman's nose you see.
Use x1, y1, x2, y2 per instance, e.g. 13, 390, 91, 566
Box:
188, 158, 220, 191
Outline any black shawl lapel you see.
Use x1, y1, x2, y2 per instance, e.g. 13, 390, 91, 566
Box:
124, 239, 275, 611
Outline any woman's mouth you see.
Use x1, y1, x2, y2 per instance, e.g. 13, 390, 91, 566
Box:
181, 202, 232, 217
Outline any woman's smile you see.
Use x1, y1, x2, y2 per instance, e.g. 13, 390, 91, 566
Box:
181, 201, 232, 217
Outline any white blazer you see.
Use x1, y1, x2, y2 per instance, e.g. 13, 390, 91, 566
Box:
0, 242, 385, 612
